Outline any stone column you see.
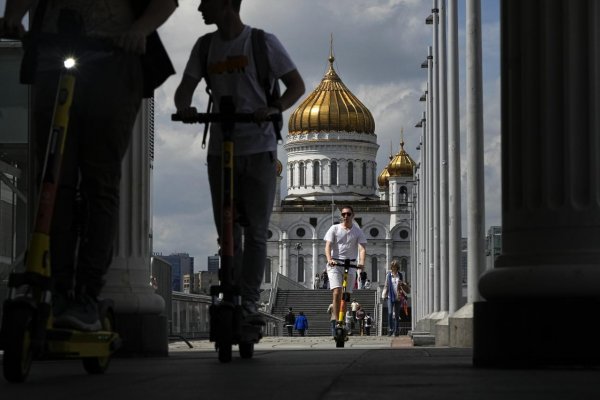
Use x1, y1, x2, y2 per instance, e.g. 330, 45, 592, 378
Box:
474, 0, 600, 367
312, 240, 318, 289
102, 100, 167, 356
282, 233, 289, 277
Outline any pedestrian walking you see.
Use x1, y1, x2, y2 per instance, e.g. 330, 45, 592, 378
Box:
284, 307, 295, 337
364, 313, 373, 336
294, 311, 308, 337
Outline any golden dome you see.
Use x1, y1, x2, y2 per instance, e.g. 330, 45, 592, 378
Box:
377, 155, 392, 188
388, 140, 416, 177
288, 43, 375, 135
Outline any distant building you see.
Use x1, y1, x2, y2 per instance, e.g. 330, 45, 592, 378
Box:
160, 253, 194, 292
192, 271, 219, 295
485, 226, 502, 270
182, 274, 192, 294
207, 255, 219, 273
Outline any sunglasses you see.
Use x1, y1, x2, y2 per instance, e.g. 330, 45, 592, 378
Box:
341, 212, 352, 217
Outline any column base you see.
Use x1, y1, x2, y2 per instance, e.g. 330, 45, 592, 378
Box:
114, 313, 168, 357
473, 299, 600, 367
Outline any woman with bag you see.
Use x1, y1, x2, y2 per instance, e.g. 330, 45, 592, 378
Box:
381, 260, 404, 336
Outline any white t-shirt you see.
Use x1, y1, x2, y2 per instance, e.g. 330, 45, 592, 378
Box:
184, 25, 297, 156
324, 223, 367, 261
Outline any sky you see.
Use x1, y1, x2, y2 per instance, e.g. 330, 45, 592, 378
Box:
1, 0, 501, 271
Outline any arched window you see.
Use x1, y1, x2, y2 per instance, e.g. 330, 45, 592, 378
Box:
298, 256, 304, 282
330, 161, 338, 185
362, 162, 367, 186
289, 164, 294, 187
371, 257, 378, 282
400, 186, 408, 203
371, 166, 376, 187
264, 259, 272, 283
299, 162, 305, 186
348, 161, 354, 185
313, 160, 320, 185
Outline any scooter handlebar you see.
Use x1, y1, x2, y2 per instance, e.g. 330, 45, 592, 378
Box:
171, 111, 282, 124
330, 258, 361, 268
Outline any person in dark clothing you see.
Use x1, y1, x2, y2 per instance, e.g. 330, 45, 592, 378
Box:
284, 307, 295, 337
0, 0, 177, 332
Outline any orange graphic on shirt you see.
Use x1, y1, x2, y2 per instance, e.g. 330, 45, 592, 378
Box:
208, 55, 249, 75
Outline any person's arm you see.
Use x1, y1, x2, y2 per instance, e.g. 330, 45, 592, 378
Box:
273, 69, 305, 112
325, 240, 334, 265
174, 74, 200, 110
0, 0, 35, 38
117, 0, 177, 54
357, 242, 366, 268
255, 68, 305, 121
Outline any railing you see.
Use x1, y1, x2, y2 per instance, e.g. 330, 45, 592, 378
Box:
169, 291, 284, 341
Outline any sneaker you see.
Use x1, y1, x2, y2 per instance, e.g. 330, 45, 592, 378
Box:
241, 300, 265, 326
53, 294, 102, 331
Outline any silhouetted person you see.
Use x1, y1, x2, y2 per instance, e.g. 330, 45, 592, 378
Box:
174, 0, 304, 325
0, 0, 177, 331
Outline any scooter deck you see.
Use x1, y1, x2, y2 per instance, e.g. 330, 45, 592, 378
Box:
44, 328, 120, 358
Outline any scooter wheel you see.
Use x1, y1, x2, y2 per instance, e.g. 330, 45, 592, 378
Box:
334, 327, 345, 348
2, 304, 35, 383
217, 306, 233, 363
82, 309, 115, 374
239, 342, 254, 359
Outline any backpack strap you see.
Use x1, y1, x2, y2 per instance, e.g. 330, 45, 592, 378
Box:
198, 32, 214, 149
251, 28, 283, 143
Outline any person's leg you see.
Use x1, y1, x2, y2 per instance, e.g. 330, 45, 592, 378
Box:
387, 297, 394, 335
327, 265, 343, 320
235, 152, 276, 307
393, 301, 401, 335
76, 53, 142, 299
53, 54, 142, 331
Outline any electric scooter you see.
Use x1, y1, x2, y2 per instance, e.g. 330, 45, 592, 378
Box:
172, 96, 282, 363
331, 258, 359, 348
0, 35, 120, 383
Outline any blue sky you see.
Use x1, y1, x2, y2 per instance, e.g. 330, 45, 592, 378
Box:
1, 0, 501, 270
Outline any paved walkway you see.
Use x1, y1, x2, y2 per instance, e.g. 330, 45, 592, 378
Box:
1, 335, 598, 400
169, 334, 413, 352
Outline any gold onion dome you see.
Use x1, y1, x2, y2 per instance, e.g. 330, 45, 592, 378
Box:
288, 39, 375, 135
377, 155, 392, 188
388, 140, 416, 177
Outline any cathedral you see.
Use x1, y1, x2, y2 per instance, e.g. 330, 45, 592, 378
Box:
263, 47, 417, 291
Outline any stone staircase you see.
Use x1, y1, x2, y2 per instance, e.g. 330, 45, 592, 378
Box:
271, 289, 378, 336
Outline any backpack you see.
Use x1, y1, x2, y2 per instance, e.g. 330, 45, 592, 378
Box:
197, 28, 282, 147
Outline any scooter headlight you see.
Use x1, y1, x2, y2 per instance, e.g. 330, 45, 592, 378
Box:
63, 57, 76, 69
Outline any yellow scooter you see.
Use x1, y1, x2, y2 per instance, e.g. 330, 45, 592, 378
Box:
331, 258, 358, 348
0, 36, 120, 383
